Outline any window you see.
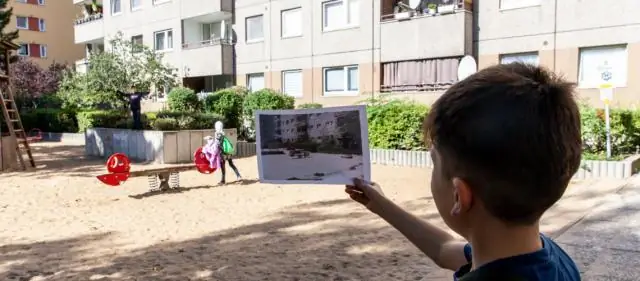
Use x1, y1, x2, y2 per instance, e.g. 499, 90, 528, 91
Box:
282, 70, 303, 97
17, 44, 29, 56
245, 15, 264, 42
281, 8, 302, 38
500, 0, 541, 10
500, 52, 538, 66
40, 45, 47, 58
16, 16, 28, 29
131, 0, 141, 10
154, 29, 173, 51
578, 45, 627, 88
322, 0, 359, 31
131, 35, 143, 52
38, 19, 46, 31
156, 83, 171, 101
38, 0, 45, 5
323, 65, 358, 96
247, 73, 265, 92
111, 0, 122, 15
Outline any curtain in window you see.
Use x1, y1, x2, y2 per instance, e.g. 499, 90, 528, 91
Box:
500, 53, 538, 65
247, 16, 264, 40
324, 1, 345, 29
325, 68, 345, 91
283, 71, 303, 97
282, 9, 302, 37
382, 57, 460, 92
348, 0, 359, 25
248, 74, 265, 92
155, 33, 165, 50
348, 67, 359, 91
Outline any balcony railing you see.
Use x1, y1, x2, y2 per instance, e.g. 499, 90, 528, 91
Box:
75, 13, 103, 25
381, 0, 469, 22
182, 37, 233, 50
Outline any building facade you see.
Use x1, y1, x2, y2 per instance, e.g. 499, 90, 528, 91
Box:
72, 0, 640, 108
476, 0, 640, 108
10, 0, 85, 67
72, 0, 235, 101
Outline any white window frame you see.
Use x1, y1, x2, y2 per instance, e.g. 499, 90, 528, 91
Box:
131, 0, 142, 10
247, 73, 265, 92
323, 65, 359, 96
499, 0, 541, 10
38, 0, 45, 5
245, 15, 264, 43
38, 18, 46, 32
17, 44, 29, 56
131, 35, 143, 52
111, 0, 122, 15
153, 0, 170, 5
282, 70, 303, 98
16, 16, 28, 29
39, 45, 47, 58
500, 52, 539, 66
578, 45, 628, 89
153, 29, 173, 51
322, 0, 359, 32
281, 7, 302, 38
155, 83, 170, 101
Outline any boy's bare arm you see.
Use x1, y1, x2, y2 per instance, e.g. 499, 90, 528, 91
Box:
374, 197, 469, 271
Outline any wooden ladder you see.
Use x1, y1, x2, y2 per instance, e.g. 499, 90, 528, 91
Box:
0, 60, 35, 170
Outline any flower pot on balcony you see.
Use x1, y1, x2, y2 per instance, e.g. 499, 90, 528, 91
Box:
394, 11, 413, 20
427, 4, 438, 15
438, 4, 455, 14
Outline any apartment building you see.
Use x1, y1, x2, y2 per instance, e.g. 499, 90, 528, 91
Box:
72, 0, 235, 102
234, 0, 473, 107
72, 0, 639, 108
10, 0, 84, 67
477, 0, 640, 108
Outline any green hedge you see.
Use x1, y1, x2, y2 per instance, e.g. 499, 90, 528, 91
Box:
167, 87, 201, 112
580, 106, 640, 160
204, 88, 245, 129
17, 108, 78, 133
367, 100, 429, 150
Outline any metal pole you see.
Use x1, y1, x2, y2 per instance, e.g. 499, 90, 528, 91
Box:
605, 103, 611, 159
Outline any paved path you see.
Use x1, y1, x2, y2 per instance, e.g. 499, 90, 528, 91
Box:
555, 176, 640, 280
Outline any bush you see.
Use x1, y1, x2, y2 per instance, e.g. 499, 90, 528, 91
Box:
204, 88, 245, 129
242, 89, 295, 140
367, 100, 429, 150
14, 108, 78, 133
581, 105, 640, 160
297, 103, 323, 109
77, 110, 129, 132
153, 111, 224, 130
152, 118, 180, 131
167, 87, 201, 112
242, 89, 295, 118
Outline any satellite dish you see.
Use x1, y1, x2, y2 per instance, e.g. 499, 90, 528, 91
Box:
457, 55, 478, 81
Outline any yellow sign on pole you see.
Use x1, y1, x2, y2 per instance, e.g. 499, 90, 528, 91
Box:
599, 83, 614, 105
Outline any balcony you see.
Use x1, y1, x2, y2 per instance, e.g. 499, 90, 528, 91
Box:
74, 0, 104, 44
180, 0, 232, 20
379, 0, 473, 62
180, 39, 233, 77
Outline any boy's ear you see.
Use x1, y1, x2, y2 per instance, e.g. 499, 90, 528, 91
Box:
451, 177, 473, 216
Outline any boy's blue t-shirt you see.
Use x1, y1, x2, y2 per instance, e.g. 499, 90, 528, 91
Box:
454, 235, 580, 281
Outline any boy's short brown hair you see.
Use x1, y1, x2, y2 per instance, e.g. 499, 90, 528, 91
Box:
423, 63, 582, 225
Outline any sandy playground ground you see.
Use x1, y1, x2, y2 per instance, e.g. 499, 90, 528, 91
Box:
0, 143, 603, 281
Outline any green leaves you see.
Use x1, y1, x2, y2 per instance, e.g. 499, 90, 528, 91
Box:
367, 99, 429, 151
167, 87, 200, 112
57, 31, 178, 110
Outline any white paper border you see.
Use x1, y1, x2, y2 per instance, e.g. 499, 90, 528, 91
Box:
255, 105, 370, 185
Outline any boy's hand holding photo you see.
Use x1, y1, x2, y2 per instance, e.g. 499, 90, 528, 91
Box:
346, 63, 582, 281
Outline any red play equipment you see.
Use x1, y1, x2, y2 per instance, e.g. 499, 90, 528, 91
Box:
26, 128, 43, 143
96, 147, 216, 191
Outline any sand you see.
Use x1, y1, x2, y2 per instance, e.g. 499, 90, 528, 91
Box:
0, 142, 602, 281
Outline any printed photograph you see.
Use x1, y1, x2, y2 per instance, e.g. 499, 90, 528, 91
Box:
255, 105, 370, 185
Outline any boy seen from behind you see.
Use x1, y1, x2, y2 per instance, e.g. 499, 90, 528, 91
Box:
346, 63, 582, 280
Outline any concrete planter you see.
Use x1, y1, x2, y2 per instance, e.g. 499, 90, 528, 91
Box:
84, 128, 249, 164
227, 143, 640, 180
41, 132, 85, 143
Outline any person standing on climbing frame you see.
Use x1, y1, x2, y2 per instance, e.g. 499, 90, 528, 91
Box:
214, 121, 242, 185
